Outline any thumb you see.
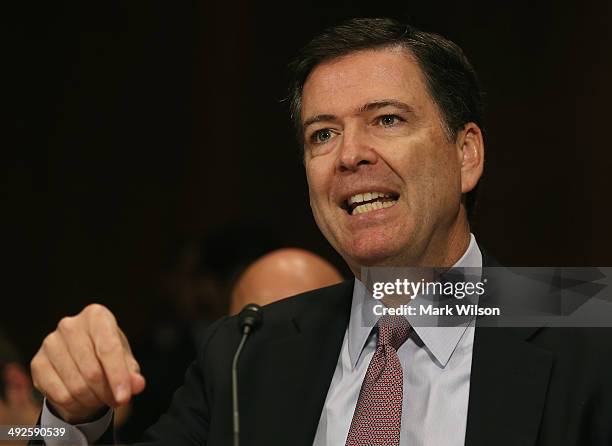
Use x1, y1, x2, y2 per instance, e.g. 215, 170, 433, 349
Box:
130, 372, 146, 395
124, 355, 145, 395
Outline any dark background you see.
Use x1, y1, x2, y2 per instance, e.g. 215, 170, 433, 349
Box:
4, 1, 612, 361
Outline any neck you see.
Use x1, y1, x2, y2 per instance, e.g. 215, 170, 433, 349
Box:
417, 216, 471, 267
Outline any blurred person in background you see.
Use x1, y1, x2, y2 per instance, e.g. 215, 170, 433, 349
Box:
229, 247, 343, 315
116, 223, 282, 442
118, 239, 341, 440
0, 334, 41, 445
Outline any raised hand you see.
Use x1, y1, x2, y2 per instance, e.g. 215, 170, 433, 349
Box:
31, 304, 145, 423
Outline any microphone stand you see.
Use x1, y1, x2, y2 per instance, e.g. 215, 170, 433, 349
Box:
232, 304, 262, 446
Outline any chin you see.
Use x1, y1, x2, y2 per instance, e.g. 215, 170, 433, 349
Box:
343, 238, 407, 268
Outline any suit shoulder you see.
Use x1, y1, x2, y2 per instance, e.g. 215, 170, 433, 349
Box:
534, 327, 612, 352
200, 279, 353, 351
257, 279, 354, 317
532, 327, 612, 376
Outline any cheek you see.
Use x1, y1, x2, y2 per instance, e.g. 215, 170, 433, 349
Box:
423, 150, 463, 216
306, 158, 333, 203
306, 163, 329, 222
422, 161, 461, 213
306, 160, 342, 241
306, 167, 321, 205
387, 137, 461, 208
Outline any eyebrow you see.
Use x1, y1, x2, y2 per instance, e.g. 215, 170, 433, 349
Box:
302, 114, 337, 131
358, 99, 415, 114
301, 99, 415, 131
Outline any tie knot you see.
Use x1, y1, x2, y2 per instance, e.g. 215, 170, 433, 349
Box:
377, 315, 411, 350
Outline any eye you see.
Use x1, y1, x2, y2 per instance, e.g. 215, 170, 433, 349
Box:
310, 128, 334, 144
377, 114, 404, 127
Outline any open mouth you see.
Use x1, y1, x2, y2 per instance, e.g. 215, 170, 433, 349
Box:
342, 191, 399, 216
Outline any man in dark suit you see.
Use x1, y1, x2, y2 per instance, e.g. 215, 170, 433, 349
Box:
30, 18, 612, 445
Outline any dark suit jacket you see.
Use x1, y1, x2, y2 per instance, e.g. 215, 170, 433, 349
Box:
52, 267, 612, 445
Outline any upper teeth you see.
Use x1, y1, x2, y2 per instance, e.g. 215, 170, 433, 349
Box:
348, 192, 391, 206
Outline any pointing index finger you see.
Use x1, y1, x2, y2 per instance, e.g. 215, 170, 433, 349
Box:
86, 306, 132, 404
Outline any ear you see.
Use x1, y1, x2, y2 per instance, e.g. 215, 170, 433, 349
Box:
456, 123, 485, 194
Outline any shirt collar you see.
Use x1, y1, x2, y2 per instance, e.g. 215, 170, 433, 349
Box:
348, 233, 482, 369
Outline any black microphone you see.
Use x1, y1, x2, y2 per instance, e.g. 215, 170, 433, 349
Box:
232, 304, 263, 446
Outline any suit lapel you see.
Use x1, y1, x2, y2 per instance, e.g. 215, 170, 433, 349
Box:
241, 280, 354, 446
465, 252, 553, 446
465, 326, 553, 446
292, 279, 354, 444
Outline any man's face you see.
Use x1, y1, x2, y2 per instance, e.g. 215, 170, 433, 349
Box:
302, 47, 467, 271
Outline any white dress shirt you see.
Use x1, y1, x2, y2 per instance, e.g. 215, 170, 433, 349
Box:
312, 234, 482, 446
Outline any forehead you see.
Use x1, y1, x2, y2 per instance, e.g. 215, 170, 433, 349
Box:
301, 46, 433, 119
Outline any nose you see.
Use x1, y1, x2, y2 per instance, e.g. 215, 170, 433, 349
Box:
336, 125, 378, 173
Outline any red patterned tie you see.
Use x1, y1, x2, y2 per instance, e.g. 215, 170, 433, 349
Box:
345, 315, 412, 446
